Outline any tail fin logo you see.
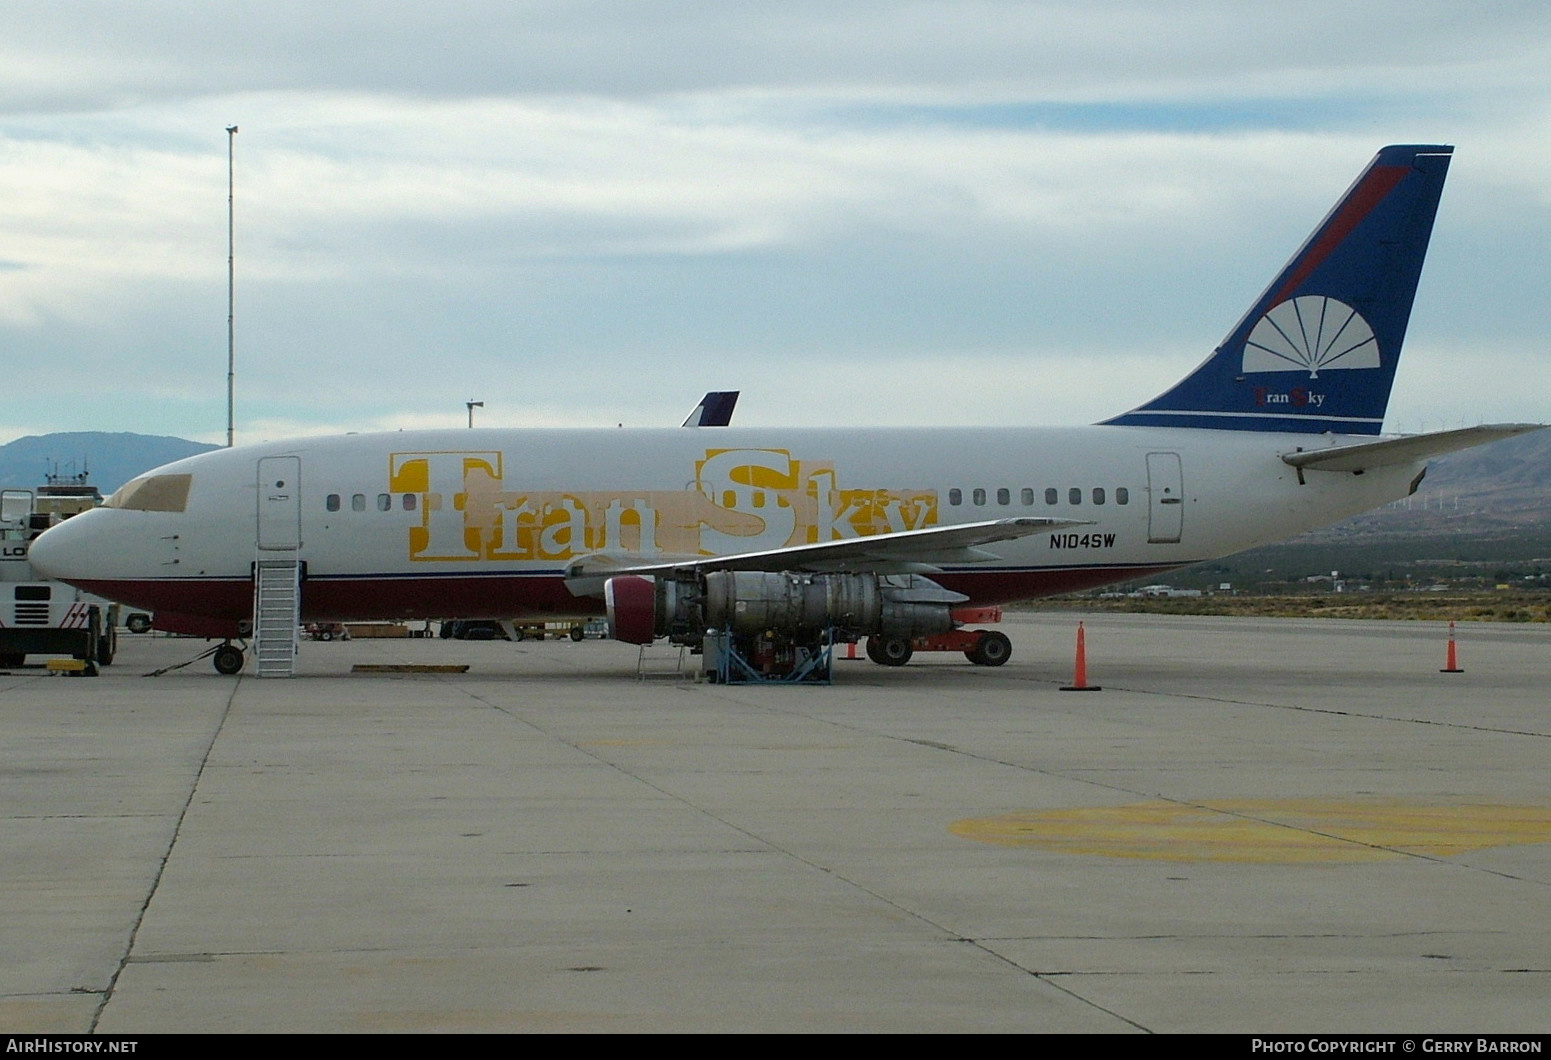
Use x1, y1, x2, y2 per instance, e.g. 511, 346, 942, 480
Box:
1242, 295, 1378, 379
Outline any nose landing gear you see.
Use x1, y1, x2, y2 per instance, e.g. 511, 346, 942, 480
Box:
213, 642, 246, 675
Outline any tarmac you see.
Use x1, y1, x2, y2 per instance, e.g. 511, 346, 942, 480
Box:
3, 611, 1549, 1033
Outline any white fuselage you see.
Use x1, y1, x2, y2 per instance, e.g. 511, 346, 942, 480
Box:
29, 424, 1421, 631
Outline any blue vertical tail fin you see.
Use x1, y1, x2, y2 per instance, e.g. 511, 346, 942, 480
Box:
1104, 144, 1452, 435
683, 391, 740, 427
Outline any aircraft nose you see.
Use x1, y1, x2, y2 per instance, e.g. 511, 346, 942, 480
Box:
27, 513, 93, 582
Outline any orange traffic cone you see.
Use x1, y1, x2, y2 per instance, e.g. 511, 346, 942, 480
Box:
1060, 621, 1101, 691
1440, 620, 1463, 673
844, 640, 859, 661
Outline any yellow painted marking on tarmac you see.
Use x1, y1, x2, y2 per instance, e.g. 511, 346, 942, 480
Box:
950, 799, 1551, 863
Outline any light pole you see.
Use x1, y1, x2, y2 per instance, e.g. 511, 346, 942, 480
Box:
226, 124, 238, 448
466, 400, 483, 428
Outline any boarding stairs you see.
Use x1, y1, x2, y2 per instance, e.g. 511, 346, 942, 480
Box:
253, 556, 300, 678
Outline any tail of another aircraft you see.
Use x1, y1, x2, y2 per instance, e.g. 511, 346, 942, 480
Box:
1105, 144, 1453, 435
683, 391, 740, 428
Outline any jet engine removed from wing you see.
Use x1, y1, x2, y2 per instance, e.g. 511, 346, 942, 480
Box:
604, 570, 965, 648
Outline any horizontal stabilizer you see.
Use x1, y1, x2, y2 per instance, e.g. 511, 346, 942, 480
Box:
564, 517, 1088, 595
1281, 423, 1544, 473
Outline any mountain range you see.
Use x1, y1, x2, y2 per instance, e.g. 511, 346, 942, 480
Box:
0, 432, 218, 496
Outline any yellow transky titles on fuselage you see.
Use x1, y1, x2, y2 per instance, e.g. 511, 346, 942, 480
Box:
388, 447, 940, 562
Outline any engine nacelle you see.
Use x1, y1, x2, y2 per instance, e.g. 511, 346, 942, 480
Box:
603, 570, 964, 646
603, 575, 657, 644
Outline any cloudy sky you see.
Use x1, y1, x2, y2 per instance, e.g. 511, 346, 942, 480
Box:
3, 1, 1549, 445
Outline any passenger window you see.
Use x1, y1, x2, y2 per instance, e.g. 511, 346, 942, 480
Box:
1093, 488, 1105, 505
326, 494, 340, 512
1044, 488, 1058, 505
972, 488, 986, 506
996, 488, 1010, 506
1116, 487, 1129, 505
948, 488, 962, 506
377, 493, 391, 512
1021, 488, 1034, 505
402, 494, 416, 511
351, 494, 366, 512
1069, 488, 1082, 505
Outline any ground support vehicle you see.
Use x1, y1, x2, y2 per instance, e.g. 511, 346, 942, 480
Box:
863, 608, 1010, 668
1, 488, 116, 672
0, 590, 116, 672
305, 622, 350, 641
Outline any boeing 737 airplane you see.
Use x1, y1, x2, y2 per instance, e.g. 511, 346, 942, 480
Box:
29, 144, 1541, 677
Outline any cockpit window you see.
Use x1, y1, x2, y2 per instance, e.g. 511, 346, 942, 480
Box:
104, 474, 193, 513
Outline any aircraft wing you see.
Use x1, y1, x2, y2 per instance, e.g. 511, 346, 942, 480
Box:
563, 516, 1087, 595
1281, 423, 1544, 473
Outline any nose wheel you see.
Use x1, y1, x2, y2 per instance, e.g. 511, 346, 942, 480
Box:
213, 643, 246, 675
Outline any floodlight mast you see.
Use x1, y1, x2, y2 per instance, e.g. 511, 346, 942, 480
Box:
226, 124, 238, 448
